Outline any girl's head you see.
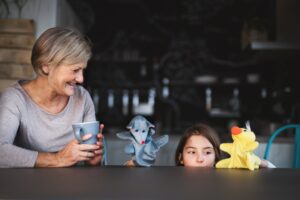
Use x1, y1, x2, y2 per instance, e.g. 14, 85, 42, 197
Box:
175, 123, 221, 167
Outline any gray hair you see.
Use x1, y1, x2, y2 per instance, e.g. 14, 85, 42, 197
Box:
31, 27, 92, 75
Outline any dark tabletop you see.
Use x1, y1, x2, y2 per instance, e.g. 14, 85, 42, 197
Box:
0, 167, 299, 200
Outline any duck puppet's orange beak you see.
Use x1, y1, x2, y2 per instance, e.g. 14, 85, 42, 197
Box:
231, 126, 242, 135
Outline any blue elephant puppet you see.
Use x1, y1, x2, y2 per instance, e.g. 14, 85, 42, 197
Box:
116, 115, 169, 167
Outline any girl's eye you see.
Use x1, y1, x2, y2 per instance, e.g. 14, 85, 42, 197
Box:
187, 151, 196, 155
142, 130, 145, 133
205, 151, 212, 155
135, 129, 139, 132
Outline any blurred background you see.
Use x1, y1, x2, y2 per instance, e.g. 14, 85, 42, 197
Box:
1, 0, 300, 166
80, 0, 299, 139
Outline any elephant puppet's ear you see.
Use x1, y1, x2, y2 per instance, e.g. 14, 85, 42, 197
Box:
126, 115, 141, 130
146, 120, 155, 135
149, 126, 156, 136
146, 120, 155, 129
126, 121, 134, 130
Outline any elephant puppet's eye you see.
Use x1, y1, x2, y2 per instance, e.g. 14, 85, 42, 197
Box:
135, 129, 139, 132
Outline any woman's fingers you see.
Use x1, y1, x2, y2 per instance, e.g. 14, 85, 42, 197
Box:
82, 133, 93, 141
71, 139, 80, 144
99, 124, 104, 134
97, 134, 104, 142
93, 149, 104, 155
79, 151, 95, 158
81, 133, 103, 143
78, 144, 99, 151
96, 141, 104, 147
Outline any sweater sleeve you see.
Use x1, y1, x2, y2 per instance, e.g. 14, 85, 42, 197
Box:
0, 88, 38, 168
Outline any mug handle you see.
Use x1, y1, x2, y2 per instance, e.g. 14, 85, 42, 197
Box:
74, 127, 84, 143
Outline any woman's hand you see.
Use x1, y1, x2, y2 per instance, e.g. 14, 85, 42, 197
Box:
55, 134, 100, 167
35, 133, 99, 167
85, 124, 105, 166
85, 133, 104, 166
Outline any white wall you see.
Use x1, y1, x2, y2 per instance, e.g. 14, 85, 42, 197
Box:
255, 142, 293, 168
56, 0, 83, 32
6, 0, 82, 37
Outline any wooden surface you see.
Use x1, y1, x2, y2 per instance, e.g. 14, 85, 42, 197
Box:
0, 34, 35, 49
0, 19, 35, 34
0, 49, 32, 64
0, 19, 35, 92
0, 63, 33, 79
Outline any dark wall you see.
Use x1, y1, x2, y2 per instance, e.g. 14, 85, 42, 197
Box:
69, 0, 300, 136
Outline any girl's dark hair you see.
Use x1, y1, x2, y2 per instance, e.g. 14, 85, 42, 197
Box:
175, 123, 221, 166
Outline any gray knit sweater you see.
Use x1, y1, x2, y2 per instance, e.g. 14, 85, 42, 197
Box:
0, 81, 96, 168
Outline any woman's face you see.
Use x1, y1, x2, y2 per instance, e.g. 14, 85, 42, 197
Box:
46, 61, 87, 96
180, 135, 216, 168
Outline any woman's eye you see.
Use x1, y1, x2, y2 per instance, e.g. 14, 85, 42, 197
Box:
74, 68, 81, 73
205, 151, 212, 155
187, 151, 196, 154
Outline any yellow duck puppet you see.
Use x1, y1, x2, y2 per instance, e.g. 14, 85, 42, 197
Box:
216, 125, 261, 170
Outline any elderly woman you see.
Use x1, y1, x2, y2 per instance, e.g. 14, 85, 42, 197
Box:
0, 27, 103, 168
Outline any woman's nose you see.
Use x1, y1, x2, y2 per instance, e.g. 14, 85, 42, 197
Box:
76, 71, 84, 83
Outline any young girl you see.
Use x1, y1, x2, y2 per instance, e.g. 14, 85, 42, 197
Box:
175, 123, 221, 167
175, 123, 275, 168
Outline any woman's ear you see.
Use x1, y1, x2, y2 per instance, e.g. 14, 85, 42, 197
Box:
41, 64, 50, 75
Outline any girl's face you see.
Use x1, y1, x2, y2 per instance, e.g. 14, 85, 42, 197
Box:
45, 61, 87, 96
180, 135, 216, 168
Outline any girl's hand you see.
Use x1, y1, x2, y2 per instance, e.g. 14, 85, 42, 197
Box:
260, 158, 276, 168
125, 160, 136, 167
260, 159, 269, 168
